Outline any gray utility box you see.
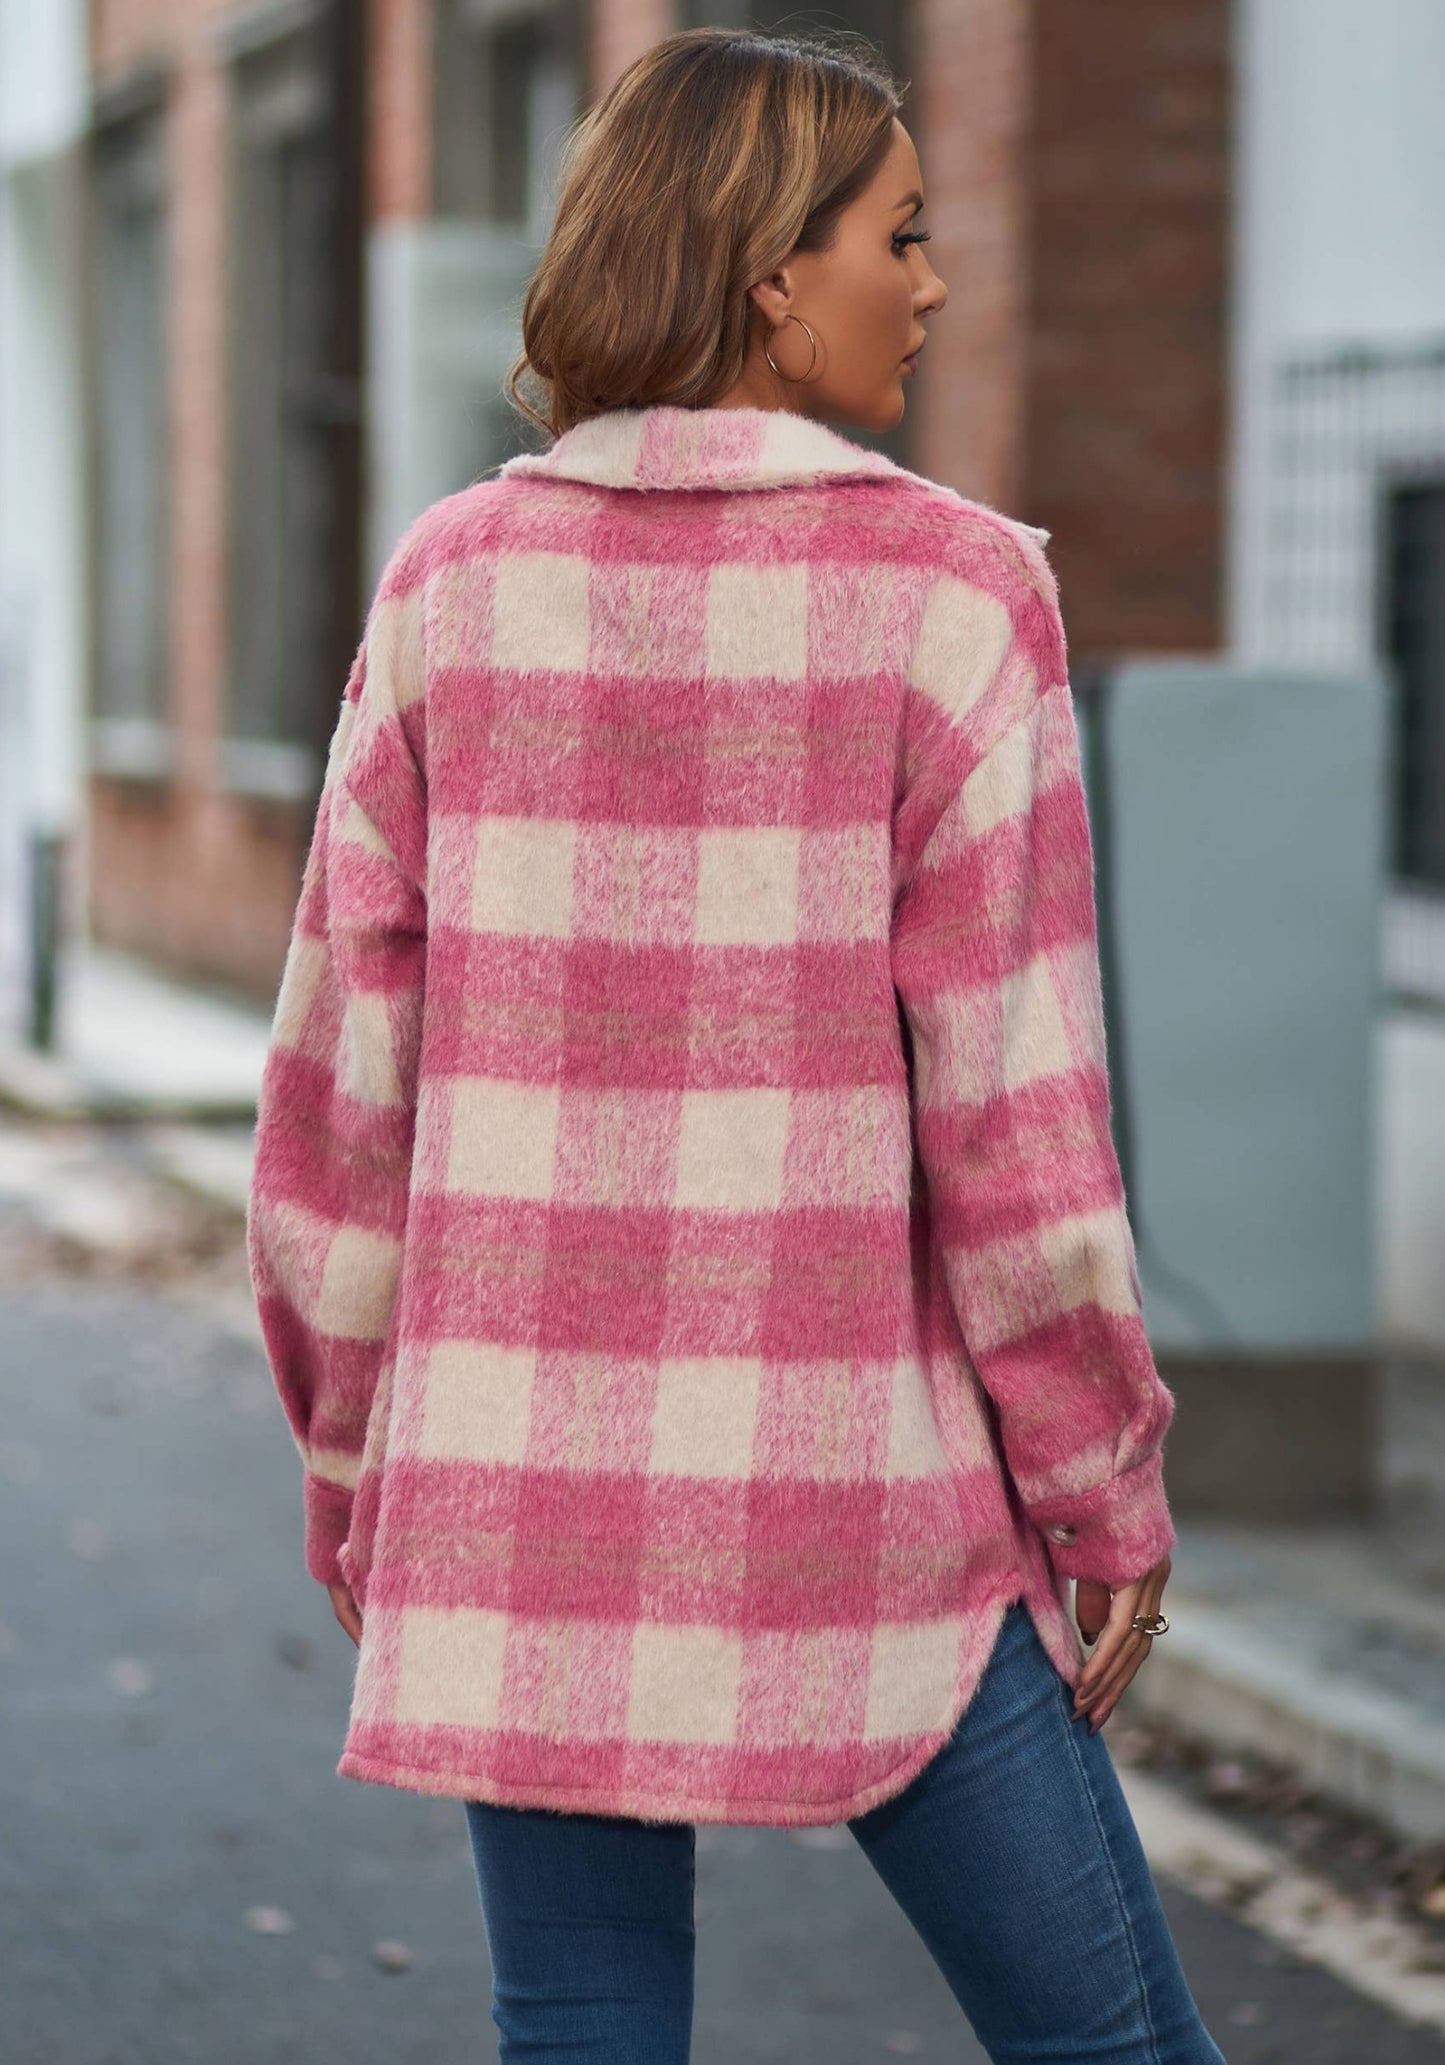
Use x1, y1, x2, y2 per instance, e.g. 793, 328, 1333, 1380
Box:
1073, 660, 1389, 1522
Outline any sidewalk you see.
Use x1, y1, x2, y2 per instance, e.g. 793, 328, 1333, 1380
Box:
1120, 1517, 1445, 1845
0, 941, 271, 1125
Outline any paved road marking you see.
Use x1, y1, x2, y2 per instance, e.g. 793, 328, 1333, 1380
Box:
1122, 1766, 1445, 2034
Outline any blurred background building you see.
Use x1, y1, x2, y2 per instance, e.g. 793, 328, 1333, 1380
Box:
1227, 1, 1445, 1382
0, 0, 1441, 1516
9, 0, 1232, 1003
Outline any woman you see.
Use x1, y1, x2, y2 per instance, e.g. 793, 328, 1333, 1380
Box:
247, 26, 1224, 2065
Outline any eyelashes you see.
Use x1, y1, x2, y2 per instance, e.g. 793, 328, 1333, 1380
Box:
892, 229, 932, 254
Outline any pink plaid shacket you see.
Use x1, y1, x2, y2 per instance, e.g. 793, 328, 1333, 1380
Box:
247, 402, 1176, 1826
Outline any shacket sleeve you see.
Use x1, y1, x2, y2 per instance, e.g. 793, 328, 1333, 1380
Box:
246, 574, 428, 1590
889, 513, 1175, 1589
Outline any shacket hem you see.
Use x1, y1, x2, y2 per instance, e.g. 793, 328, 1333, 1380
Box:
332, 1576, 1081, 1827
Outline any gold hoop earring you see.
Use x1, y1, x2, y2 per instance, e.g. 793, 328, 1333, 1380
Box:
763, 312, 819, 382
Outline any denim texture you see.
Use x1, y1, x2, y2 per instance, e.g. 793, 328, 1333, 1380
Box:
464, 1602, 1226, 2064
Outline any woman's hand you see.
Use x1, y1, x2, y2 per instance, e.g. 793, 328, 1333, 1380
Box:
327, 1577, 363, 1647
1071, 1554, 1171, 1733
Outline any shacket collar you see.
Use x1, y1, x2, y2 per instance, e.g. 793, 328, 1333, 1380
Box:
496, 403, 1052, 543
497, 402, 914, 494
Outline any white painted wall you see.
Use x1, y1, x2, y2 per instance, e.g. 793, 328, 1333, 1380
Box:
1230, 0, 1445, 662
1229, 0, 1445, 1355
0, 0, 88, 1028
0, 0, 86, 169
1235, 0, 1445, 347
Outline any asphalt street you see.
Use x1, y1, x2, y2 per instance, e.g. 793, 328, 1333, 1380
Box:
3, 1276, 1443, 2065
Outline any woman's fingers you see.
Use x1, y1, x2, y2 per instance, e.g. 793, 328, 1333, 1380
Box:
1074, 1557, 1169, 1690
1075, 1579, 1111, 1645
1075, 1633, 1150, 1728
328, 1578, 362, 1647
1073, 1558, 1170, 1730
1072, 1581, 1142, 1712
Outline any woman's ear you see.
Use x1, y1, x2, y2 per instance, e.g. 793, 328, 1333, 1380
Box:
746, 269, 794, 330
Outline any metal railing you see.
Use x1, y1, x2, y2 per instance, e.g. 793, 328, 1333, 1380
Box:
1260, 338, 1445, 1011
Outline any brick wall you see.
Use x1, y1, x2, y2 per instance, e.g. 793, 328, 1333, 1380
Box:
89, 2, 303, 1000
1027, 0, 1231, 656
910, 0, 1032, 514
92, 0, 235, 71
370, 0, 432, 219
87, 0, 421, 1001
590, 0, 672, 102
907, 0, 1230, 656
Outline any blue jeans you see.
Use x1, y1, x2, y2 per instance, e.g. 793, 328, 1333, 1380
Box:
464, 1601, 1226, 2064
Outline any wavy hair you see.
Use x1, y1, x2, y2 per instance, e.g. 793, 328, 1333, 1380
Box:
503, 26, 904, 438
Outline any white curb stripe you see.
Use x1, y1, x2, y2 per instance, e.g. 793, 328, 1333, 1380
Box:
1121, 1767, 1445, 2035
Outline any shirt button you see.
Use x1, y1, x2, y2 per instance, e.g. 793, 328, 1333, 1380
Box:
1047, 1524, 1077, 1545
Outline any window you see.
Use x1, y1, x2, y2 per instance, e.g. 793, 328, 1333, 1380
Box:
89, 92, 170, 777
224, 4, 359, 799
1254, 346, 1445, 1005
433, 0, 581, 238
677, 0, 907, 75
366, 0, 581, 539
1384, 481, 1445, 892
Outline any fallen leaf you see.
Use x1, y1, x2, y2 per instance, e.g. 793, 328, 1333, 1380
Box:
788, 1825, 850, 1850
107, 1657, 154, 1697
245, 1905, 294, 1935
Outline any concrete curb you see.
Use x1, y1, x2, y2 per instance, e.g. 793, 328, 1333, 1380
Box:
1121, 1766, 1445, 2033
0, 1041, 101, 1121
142, 1124, 255, 1218
1120, 1594, 1445, 1844
0, 943, 270, 1125
0, 1041, 258, 1125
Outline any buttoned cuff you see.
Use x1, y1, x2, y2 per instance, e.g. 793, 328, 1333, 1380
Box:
1027, 1451, 1175, 1588
303, 1470, 355, 1588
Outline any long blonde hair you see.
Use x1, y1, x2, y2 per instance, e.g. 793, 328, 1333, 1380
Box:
505, 27, 904, 439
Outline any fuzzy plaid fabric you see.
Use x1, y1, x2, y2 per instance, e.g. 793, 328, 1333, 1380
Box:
247, 403, 1175, 1825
